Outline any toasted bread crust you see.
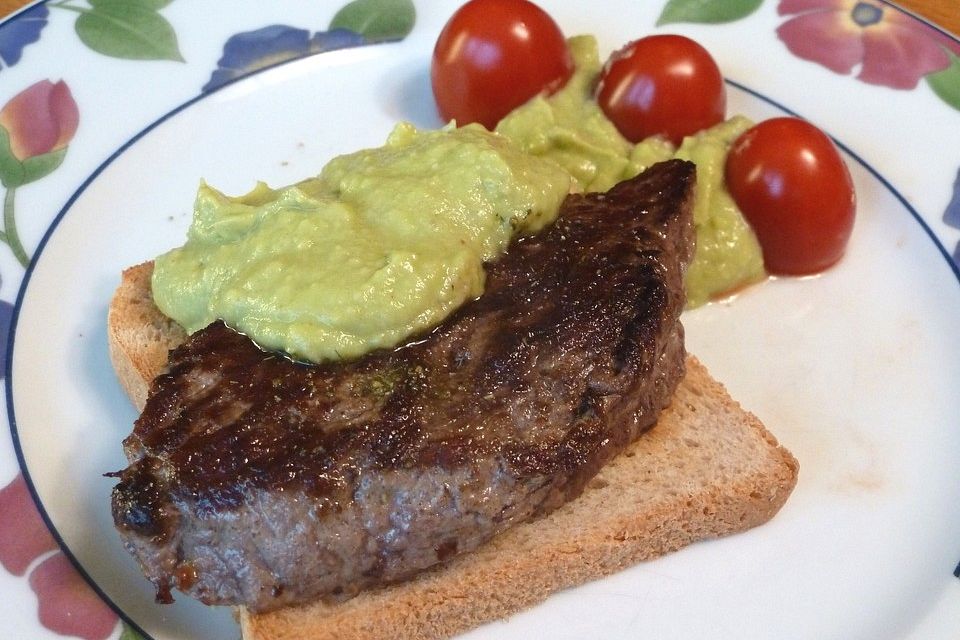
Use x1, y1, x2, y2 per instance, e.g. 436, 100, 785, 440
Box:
108, 261, 799, 640
107, 261, 186, 411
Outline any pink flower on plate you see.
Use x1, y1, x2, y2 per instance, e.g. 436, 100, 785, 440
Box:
30, 554, 119, 640
0, 474, 119, 640
0, 79, 78, 161
0, 473, 57, 576
777, 0, 960, 89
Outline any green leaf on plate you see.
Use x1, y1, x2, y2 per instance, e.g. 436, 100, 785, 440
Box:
0, 125, 68, 188
927, 50, 960, 113
119, 621, 148, 640
0, 127, 25, 189
656, 0, 764, 25
330, 0, 416, 42
20, 148, 68, 186
75, 0, 184, 62
100, 0, 175, 8
136, 0, 175, 8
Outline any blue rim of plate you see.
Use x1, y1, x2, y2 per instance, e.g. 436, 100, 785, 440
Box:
4, 11, 960, 639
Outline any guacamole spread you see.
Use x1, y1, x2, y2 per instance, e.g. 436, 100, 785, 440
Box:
496, 35, 765, 308
675, 117, 766, 307
151, 123, 571, 363
496, 35, 674, 193
153, 35, 767, 364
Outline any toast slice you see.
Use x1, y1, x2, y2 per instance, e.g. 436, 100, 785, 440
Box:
108, 261, 798, 640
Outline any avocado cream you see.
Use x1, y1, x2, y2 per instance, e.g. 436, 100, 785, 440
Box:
154, 35, 766, 364
152, 123, 571, 363
496, 35, 675, 193
675, 116, 766, 307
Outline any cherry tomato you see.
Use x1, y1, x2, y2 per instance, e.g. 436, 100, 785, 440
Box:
431, 0, 573, 130
725, 117, 856, 275
596, 34, 726, 146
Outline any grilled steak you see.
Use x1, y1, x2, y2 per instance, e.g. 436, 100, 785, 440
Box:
111, 160, 696, 612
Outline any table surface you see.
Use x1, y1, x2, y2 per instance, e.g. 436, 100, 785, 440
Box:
0, 0, 957, 36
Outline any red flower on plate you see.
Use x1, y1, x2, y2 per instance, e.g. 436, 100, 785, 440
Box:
0, 473, 57, 575
0, 79, 78, 162
777, 0, 960, 89
30, 554, 119, 640
0, 474, 119, 640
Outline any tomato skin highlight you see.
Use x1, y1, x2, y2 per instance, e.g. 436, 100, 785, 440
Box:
596, 34, 726, 146
430, 0, 573, 130
724, 117, 856, 275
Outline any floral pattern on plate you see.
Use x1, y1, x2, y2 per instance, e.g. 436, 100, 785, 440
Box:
0, 473, 135, 639
0, 79, 79, 267
776, 0, 960, 98
203, 0, 415, 92
0, 3, 47, 70
0, 0, 183, 65
656, 0, 960, 112
202, 26, 368, 93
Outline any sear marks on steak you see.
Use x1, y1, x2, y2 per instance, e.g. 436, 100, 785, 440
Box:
111, 160, 696, 612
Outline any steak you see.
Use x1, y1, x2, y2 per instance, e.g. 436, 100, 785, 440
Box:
111, 159, 696, 612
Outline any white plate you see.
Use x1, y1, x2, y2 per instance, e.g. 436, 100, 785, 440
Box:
2, 1, 960, 639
